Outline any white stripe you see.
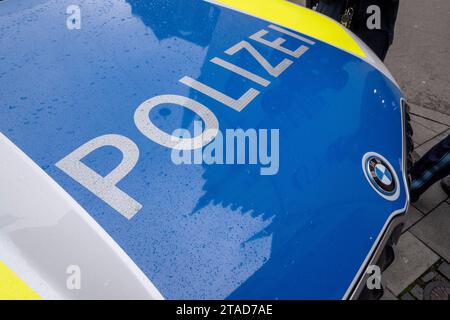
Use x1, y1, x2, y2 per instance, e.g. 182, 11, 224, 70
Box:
0, 132, 164, 299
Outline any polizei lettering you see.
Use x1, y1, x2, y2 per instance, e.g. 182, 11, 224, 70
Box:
56, 24, 315, 219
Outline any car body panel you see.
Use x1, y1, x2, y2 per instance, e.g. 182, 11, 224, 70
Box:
0, 133, 164, 299
208, 0, 366, 58
0, 0, 407, 299
0, 261, 41, 300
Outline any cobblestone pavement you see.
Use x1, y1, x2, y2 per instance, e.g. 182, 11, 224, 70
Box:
289, 0, 450, 300
382, 0, 449, 300
381, 105, 450, 300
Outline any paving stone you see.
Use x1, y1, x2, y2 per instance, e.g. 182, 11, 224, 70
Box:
409, 103, 450, 127
422, 271, 437, 283
413, 182, 449, 214
411, 114, 449, 134
383, 232, 439, 296
438, 262, 450, 280
411, 120, 440, 146
401, 292, 415, 300
411, 203, 450, 262
415, 129, 450, 157
410, 284, 424, 300
433, 274, 448, 283
403, 206, 423, 232
380, 289, 397, 300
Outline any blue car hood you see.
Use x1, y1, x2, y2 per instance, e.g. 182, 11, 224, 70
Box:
0, 0, 407, 299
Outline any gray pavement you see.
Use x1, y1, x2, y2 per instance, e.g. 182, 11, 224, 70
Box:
383, 4, 450, 294
381, 106, 450, 300
385, 0, 450, 116
289, 0, 450, 300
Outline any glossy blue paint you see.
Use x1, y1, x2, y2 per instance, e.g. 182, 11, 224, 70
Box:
0, 0, 406, 299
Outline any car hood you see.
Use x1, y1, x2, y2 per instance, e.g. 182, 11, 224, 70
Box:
0, 0, 407, 299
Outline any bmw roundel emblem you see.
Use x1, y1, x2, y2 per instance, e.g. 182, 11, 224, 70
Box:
362, 152, 400, 201
368, 157, 396, 194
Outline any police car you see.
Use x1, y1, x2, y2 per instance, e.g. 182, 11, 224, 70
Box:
0, 0, 412, 299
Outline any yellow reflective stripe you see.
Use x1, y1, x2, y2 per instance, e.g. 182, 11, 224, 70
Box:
210, 0, 366, 58
0, 262, 41, 300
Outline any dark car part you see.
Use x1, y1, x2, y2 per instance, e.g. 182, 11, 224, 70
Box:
352, 101, 412, 300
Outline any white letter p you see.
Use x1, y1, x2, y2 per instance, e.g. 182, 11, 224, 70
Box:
56, 134, 142, 219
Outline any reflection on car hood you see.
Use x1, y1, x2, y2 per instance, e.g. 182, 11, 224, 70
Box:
0, 0, 407, 299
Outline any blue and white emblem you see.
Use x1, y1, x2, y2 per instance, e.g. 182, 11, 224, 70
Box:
374, 163, 393, 188
362, 152, 400, 201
